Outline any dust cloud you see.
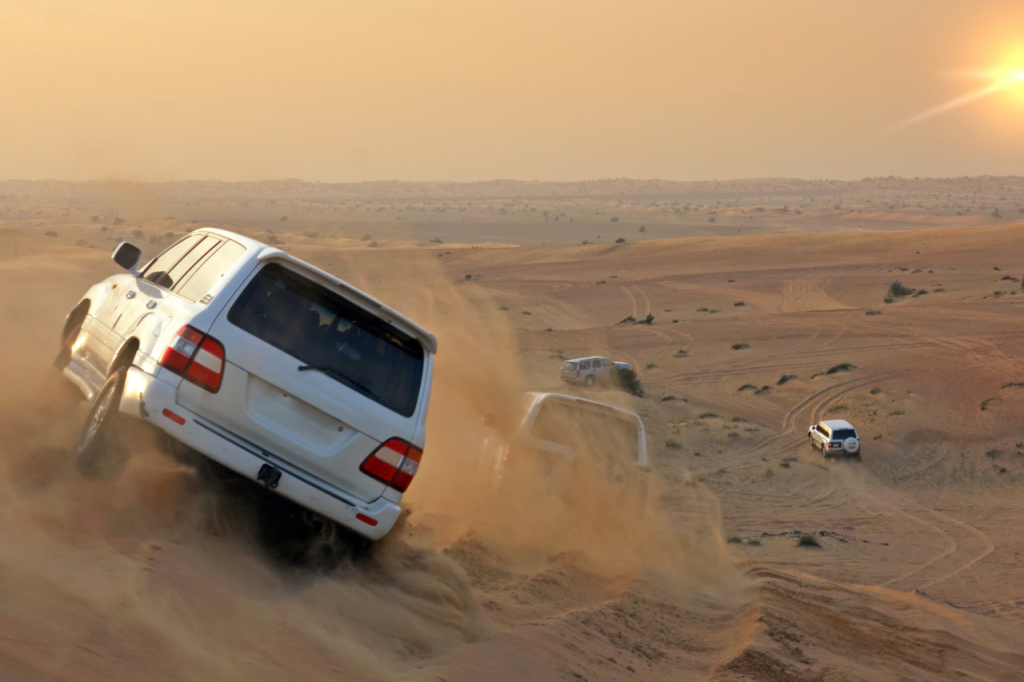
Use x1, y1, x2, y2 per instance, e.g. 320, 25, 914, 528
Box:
0, 234, 734, 680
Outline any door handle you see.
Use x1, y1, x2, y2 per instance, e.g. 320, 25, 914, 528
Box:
146, 300, 157, 309
126, 291, 136, 299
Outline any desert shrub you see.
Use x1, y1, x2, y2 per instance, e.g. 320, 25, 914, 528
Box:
779, 461, 791, 468
638, 313, 655, 325
498, 306, 509, 311
727, 536, 742, 544
754, 385, 772, 395
826, 363, 856, 374
699, 412, 719, 419
522, 311, 532, 315
870, 387, 882, 395
727, 432, 740, 438
747, 539, 761, 546
615, 237, 626, 243
360, 234, 372, 241
933, 288, 945, 293
1002, 382, 1024, 389
887, 280, 915, 297
985, 449, 1000, 459
980, 398, 999, 411
665, 439, 682, 449
367, 240, 378, 248
618, 315, 636, 324
734, 301, 745, 307
429, 236, 443, 243
697, 307, 709, 312
44, 230, 57, 237
777, 375, 798, 385
737, 384, 757, 392
913, 290, 928, 297
865, 310, 882, 316
610, 216, 619, 222
614, 366, 643, 397
709, 309, 720, 313
645, 363, 658, 369
797, 535, 821, 548
826, 404, 847, 414
731, 343, 750, 350
889, 410, 905, 416
303, 230, 318, 238
732, 416, 747, 422
133, 229, 144, 238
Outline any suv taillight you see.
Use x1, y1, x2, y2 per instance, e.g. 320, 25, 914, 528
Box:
159, 325, 225, 393
360, 438, 423, 493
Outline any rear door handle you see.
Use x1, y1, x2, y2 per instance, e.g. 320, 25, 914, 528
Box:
146, 300, 157, 309
126, 291, 136, 299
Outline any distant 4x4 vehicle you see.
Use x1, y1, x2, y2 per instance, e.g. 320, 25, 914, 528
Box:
808, 419, 861, 456
560, 356, 631, 387
55, 229, 436, 543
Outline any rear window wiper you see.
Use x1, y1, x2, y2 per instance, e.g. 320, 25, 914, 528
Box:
298, 365, 389, 405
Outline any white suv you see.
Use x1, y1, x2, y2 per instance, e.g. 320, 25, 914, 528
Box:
486, 392, 649, 498
560, 356, 631, 387
808, 419, 861, 456
56, 229, 436, 542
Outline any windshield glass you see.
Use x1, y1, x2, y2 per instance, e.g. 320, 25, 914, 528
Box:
529, 400, 640, 465
228, 263, 424, 417
831, 428, 857, 440
562, 361, 577, 371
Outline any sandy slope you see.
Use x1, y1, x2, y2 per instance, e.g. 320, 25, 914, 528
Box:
1, 222, 1023, 681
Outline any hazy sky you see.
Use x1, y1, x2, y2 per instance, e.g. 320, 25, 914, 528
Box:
3, 0, 1024, 182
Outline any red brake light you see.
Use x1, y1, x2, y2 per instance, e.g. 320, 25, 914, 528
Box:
360, 438, 423, 493
159, 325, 225, 392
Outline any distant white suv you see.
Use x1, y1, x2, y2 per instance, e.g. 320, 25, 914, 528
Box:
56, 229, 436, 542
560, 356, 631, 387
486, 393, 649, 501
808, 419, 861, 456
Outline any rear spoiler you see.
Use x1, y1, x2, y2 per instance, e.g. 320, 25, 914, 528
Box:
256, 249, 438, 355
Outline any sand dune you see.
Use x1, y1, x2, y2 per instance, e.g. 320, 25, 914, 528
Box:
1, 213, 1023, 681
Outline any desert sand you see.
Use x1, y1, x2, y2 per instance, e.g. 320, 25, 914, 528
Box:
1, 179, 1024, 681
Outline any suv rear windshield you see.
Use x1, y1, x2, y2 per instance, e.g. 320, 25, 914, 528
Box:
228, 263, 425, 417
830, 428, 857, 440
562, 362, 578, 371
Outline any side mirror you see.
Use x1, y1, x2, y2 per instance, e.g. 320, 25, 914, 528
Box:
112, 242, 142, 273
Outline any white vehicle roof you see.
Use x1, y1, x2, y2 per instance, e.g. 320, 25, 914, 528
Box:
199, 228, 437, 354
525, 391, 639, 418
821, 419, 856, 431
565, 356, 609, 363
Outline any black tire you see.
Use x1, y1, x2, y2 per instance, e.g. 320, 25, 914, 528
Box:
584, 374, 596, 387
821, 442, 829, 458
75, 366, 129, 479
53, 318, 83, 370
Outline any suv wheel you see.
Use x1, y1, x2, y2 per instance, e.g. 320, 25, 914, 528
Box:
75, 366, 130, 479
584, 374, 595, 387
820, 442, 829, 458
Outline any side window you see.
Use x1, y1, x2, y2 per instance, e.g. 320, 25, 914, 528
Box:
143, 235, 204, 288
176, 240, 247, 302
164, 237, 221, 291
579, 360, 591, 370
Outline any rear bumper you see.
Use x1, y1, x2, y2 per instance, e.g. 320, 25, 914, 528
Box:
119, 366, 400, 541
824, 445, 860, 455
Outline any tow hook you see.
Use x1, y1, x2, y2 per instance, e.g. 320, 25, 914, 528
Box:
257, 464, 282, 489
